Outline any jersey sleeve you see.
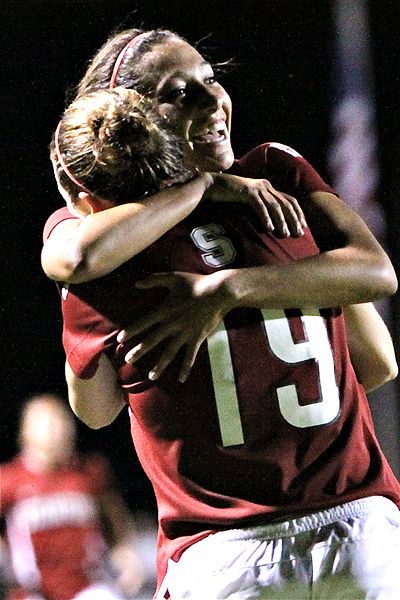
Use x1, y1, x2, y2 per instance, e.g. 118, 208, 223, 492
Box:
43, 206, 78, 243
230, 142, 338, 199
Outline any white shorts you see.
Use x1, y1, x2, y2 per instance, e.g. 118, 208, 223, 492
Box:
160, 496, 400, 600
72, 582, 124, 600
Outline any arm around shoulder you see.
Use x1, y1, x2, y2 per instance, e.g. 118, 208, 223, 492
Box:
42, 174, 213, 284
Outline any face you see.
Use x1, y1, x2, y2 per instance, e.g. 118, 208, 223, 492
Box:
143, 39, 234, 172
21, 397, 76, 469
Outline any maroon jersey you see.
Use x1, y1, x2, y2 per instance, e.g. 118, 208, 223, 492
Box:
0, 454, 112, 600
43, 143, 400, 588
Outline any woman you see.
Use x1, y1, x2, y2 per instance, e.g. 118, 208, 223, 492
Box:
42, 29, 399, 599
0, 393, 144, 600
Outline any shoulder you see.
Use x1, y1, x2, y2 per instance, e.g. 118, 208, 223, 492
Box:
230, 142, 336, 197
230, 142, 303, 174
43, 206, 78, 243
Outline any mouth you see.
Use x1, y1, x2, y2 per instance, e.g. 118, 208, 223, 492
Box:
189, 122, 228, 146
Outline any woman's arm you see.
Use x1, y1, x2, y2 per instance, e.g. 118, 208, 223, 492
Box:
344, 303, 398, 392
65, 353, 126, 429
42, 174, 213, 283
118, 191, 397, 382
42, 174, 304, 284
224, 192, 396, 308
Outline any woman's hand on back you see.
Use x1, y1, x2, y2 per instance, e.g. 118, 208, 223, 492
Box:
206, 173, 307, 238
117, 271, 234, 383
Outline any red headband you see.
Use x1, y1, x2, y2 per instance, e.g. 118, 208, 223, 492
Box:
54, 121, 92, 194
109, 32, 148, 89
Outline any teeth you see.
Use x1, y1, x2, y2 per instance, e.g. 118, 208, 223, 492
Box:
191, 128, 225, 143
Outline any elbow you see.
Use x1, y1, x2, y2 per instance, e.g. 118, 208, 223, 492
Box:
81, 414, 111, 430
62, 248, 92, 284
375, 362, 398, 386
69, 398, 121, 430
365, 355, 399, 393
380, 259, 398, 297
41, 243, 88, 284
61, 246, 114, 284
364, 256, 398, 300
382, 359, 399, 384
70, 405, 117, 430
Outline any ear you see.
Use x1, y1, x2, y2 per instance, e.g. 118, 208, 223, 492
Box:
78, 192, 116, 213
76, 192, 103, 215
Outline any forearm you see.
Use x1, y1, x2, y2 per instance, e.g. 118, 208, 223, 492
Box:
65, 355, 126, 429
221, 246, 396, 310
344, 303, 398, 392
55, 173, 213, 283
220, 190, 396, 309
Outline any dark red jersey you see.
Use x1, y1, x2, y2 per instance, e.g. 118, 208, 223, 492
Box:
43, 143, 400, 589
0, 454, 112, 600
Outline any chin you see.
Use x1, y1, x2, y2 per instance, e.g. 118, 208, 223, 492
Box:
194, 151, 235, 173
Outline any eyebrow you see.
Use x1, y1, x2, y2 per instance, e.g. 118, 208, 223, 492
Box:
162, 61, 212, 81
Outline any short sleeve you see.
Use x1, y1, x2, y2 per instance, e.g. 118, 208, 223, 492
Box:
43, 206, 78, 243
229, 142, 338, 199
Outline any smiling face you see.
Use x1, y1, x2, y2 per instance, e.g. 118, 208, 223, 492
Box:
141, 38, 234, 172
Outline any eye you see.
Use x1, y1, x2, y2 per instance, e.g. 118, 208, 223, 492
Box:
162, 87, 186, 103
204, 75, 217, 85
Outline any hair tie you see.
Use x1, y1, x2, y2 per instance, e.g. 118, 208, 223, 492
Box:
54, 121, 92, 194
109, 32, 148, 89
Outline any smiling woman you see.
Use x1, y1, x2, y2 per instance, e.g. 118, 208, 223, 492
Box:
82, 30, 235, 172
144, 38, 234, 171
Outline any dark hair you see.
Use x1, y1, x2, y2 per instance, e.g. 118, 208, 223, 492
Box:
50, 87, 195, 203
76, 28, 183, 98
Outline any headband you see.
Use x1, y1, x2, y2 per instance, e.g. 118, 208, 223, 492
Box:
54, 121, 92, 194
109, 32, 148, 89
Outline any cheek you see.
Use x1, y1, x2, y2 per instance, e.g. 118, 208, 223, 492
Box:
158, 104, 191, 137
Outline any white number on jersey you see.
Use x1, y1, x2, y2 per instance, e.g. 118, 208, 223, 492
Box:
207, 309, 340, 447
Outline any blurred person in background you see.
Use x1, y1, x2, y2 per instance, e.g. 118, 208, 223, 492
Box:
0, 393, 149, 600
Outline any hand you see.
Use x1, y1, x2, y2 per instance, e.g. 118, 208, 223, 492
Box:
206, 174, 307, 237
109, 542, 146, 597
117, 271, 233, 383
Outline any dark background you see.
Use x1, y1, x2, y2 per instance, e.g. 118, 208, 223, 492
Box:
1, 0, 400, 514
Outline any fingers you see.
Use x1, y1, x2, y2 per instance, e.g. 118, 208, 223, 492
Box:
124, 326, 175, 364
117, 308, 168, 342
248, 196, 275, 231
259, 192, 291, 237
148, 337, 186, 381
178, 344, 201, 383
259, 182, 306, 237
269, 193, 304, 237
125, 330, 188, 383
280, 193, 307, 230
147, 340, 201, 384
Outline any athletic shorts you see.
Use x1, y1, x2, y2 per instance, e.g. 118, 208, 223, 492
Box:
159, 496, 400, 599
73, 583, 124, 600
12, 583, 124, 600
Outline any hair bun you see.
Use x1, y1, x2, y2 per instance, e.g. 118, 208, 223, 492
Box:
92, 96, 158, 173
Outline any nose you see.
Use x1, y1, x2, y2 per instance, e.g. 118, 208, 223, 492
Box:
194, 83, 222, 112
